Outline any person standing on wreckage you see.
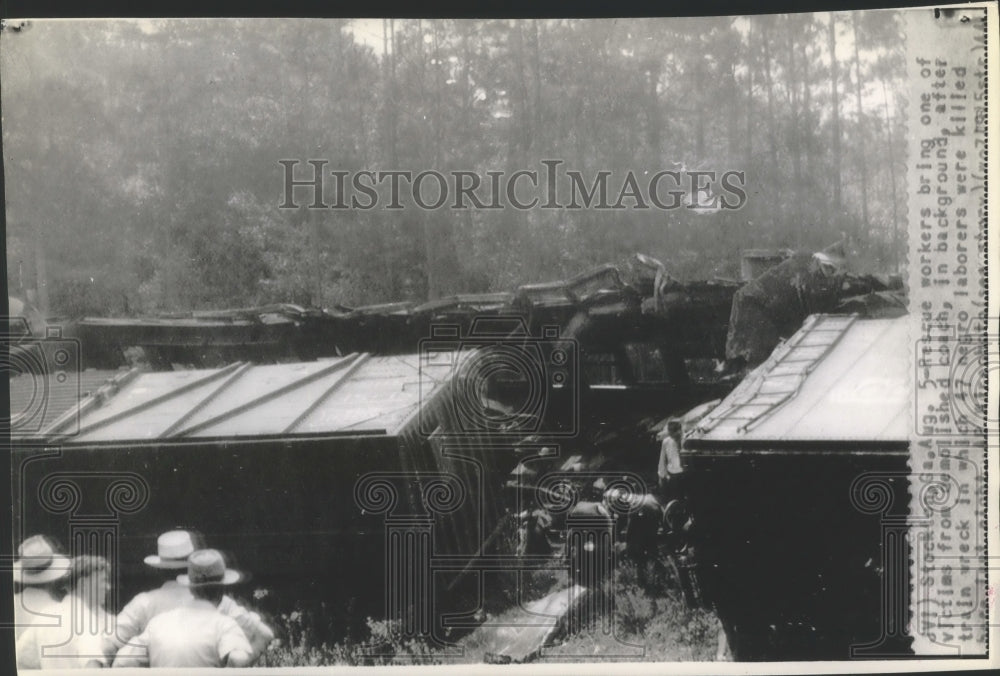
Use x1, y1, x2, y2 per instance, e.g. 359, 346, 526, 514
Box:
657, 420, 686, 501
107, 530, 274, 664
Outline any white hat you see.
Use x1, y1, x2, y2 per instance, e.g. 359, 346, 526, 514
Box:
177, 549, 242, 587
13, 535, 71, 585
144, 530, 197, 569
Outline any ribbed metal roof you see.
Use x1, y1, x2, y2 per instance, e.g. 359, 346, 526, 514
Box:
9, 369, 132, 438
690, 315, 909, 443
43, 353, 456, 443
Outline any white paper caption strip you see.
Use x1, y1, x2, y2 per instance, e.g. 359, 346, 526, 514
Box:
906, 5, 991, 657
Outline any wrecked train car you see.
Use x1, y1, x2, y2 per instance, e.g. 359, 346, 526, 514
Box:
683, 314, 912, 660
60, 256, 740, 372
11, 352, 528, 633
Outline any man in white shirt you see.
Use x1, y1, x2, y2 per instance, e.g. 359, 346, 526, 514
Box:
107, 529, 198, 658
12, 535, 70, 641
17, 555, 114, 669
112, 549, 253, 668
657, 420, 685, 498
108, 529, 273, 663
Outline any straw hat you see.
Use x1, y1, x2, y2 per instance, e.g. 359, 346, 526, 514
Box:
177, 549, 242, 587
13, 535, 71, 585
144, 530, 197, 569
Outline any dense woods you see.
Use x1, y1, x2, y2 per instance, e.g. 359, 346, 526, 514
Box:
2, 14, 906, 318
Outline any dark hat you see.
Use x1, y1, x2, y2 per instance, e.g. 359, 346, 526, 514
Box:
177, 549, 242, 587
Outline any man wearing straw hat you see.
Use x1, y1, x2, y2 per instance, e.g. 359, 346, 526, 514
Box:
108, 529, 198, 657
12, 535, 71, 641
112, 549, 254, 668
109, 529, 273, 663
17, 554, 116, 669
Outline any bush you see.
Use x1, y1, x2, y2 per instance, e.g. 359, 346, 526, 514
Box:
256, 557, 724, 665
544, 559, 722, 661
258, 607, 354, 667
258, 609, 446, 666
354, 618, 444, 665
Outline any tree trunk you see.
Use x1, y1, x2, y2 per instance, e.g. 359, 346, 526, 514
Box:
695, 56, 705, 158
744, 19, 754, 174
727, 59, 739, 160
418, 19, 437, 301
762, 20, 780, 231
881, 78, 900, 272
33, 226, 50, 316
785, 18, 803, 245
382, 19, 400, 298
532, 21, 543, 148
802, 35, 813, 187
852, 12, 870, 239
512, 20, 531, 154
828, 14, 843, 221
647, 61, 662, 162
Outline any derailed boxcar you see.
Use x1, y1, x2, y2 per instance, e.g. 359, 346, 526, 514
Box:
683, 314, 912, 660
11, 352, 515, 634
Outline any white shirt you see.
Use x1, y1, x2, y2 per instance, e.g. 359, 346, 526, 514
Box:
113, 579, 193, 652
13, 587, 63, 640
217, 594, 275, 660
16, 597, 115, 669
658, 435, 684, 478
112, 599, 252, 668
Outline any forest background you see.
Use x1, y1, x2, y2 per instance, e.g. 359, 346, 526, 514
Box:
1, 14, 905, 317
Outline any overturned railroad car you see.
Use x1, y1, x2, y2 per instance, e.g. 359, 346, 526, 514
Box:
11, 352, 529, 639
683, 314, 914, 660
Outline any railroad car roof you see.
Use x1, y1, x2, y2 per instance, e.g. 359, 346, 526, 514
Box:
37, 352, 457, 443
688, 314, 909, 444
9, 368, 128, 437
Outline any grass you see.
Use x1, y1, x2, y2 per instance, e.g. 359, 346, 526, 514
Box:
254, 556, 725, 665
259, 614, 446, 666
543, 560, 724, 661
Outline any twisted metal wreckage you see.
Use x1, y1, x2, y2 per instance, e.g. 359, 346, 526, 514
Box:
10, 247, 907, 661
42, 247, 900, 372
